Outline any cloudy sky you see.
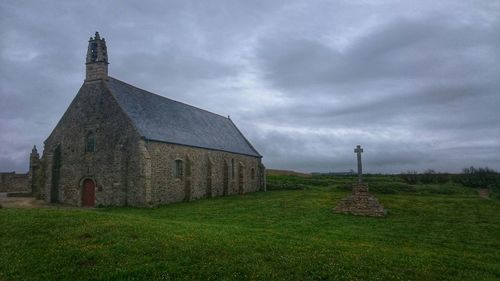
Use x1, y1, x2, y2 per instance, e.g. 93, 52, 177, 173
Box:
1, 1, 499, 173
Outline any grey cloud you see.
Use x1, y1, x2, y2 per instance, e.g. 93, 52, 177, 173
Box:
256, 16, 499, 92
1, 1, 499, 173
112, 50, 240, 100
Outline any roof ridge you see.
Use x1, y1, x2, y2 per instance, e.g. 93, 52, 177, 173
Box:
107, 76, 230, 121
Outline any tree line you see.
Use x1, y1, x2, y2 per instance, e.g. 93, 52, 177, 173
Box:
400, 166, 500, 188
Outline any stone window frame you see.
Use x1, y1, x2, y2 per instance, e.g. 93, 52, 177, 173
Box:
173, 158, 184, 180
250, 167, 255, 180
85, 131, 96, 153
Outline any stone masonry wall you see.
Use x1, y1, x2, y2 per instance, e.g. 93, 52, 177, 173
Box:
146, 141, 264, 205
0, 172, 30, 193
41, 79, 143, 207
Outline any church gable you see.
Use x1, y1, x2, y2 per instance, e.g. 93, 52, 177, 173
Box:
42, 80, 143, 206
44, 81, 139, 148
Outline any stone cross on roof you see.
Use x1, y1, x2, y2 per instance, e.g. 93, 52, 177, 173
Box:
354, 145, 363, 182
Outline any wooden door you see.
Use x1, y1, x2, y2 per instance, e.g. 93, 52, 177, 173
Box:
82, 179, 95, 207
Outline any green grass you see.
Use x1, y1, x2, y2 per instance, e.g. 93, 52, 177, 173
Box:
1, 176, 499, 281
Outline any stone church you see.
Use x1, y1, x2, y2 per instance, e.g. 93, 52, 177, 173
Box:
11, 32, 265, 207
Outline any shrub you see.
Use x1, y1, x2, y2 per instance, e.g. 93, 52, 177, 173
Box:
266, 182, 307, 190
434, 173, 451, 184
491, 187, 500, 199
419, 169, 433, 184
422, 170, 451, 184
400, 170, 450, 184
400, 170, 419, 184
417, 185, 457, 195
336, 183, 353, 191
460, 166, 500, 188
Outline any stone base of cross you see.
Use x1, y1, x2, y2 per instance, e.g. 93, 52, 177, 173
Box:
334, 182, 387, 217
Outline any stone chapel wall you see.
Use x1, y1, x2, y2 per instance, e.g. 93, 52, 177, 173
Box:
146, 141, 264, 205
41, 80, 143, 206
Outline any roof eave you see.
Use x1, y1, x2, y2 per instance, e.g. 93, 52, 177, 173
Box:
142, 137, 262, 158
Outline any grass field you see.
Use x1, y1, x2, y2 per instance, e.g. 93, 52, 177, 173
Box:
1, 175, 499, 281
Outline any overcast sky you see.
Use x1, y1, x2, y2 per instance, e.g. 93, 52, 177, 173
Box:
1, 1, 499, 173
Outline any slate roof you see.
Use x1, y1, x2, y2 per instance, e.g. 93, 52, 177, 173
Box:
105, 77, 261, 157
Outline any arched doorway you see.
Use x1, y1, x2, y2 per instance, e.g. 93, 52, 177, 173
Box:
82, 179, 95, 207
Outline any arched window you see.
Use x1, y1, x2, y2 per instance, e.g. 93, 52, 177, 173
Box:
85, 132, 96, 153
251, 168, 255, 180
174, 159, 183, 179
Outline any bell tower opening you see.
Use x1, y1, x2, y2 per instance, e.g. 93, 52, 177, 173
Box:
85, 31, 109, 82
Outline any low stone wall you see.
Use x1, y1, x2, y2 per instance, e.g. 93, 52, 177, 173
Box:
0, 172, 30, 193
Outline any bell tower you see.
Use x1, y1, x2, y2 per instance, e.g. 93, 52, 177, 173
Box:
85, 32, 109, 81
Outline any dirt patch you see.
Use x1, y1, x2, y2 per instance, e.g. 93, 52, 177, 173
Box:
0, 193, 49, 208
0, 194, 86, 209
79, 233, 92, 240
78, 259, 96, 268
0, 196, 46, 208
478, 188, 490, 199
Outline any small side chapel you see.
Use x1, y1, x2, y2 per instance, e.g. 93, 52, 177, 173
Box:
36, 32, 265, 207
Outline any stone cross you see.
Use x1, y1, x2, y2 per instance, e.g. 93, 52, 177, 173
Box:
354, 145, 363, 182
